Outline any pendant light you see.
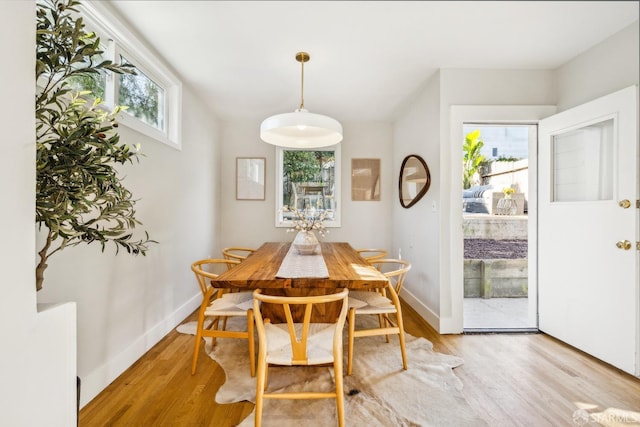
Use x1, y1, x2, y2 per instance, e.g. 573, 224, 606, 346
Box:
260, 52, 343, 149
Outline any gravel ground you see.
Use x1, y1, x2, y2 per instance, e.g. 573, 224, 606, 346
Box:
464, 239, 528, 259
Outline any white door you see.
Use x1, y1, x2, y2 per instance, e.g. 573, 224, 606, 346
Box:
538, 85, 639, 376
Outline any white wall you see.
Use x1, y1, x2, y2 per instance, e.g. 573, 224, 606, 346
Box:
219, 120, 394, 251
392, 72, 442, 326
0, 2, 77, 426
555, 20, 639, 112
37, 86, 222, 406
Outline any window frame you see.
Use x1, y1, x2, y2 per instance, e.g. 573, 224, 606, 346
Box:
113, 45, 171, 144
78, 2, 182, 150
275, 145, 342, 228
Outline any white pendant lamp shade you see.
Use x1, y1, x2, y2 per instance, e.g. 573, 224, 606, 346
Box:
261, 52, 343, 149
260, 108, 343, 149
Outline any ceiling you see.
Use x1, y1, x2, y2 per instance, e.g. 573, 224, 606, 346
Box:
107, 1, 639, 122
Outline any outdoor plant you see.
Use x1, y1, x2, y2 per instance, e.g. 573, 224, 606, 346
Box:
35, 0, 154, 291
462, 129, 486, 189
282, 150, 334, 208
502, 187, 516, 196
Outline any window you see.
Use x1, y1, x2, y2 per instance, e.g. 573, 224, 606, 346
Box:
552, 118, 614, 202
76, 2, 182, 149
66, 48, 107, 100
275, 146, 341, 228
118, 55, 165, 131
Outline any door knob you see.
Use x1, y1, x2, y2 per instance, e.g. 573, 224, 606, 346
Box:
616, 240, 632, 250
618, 199, 631, 209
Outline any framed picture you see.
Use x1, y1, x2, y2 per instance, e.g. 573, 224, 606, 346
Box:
236, 157, 265, 200
351, 158, 381, 201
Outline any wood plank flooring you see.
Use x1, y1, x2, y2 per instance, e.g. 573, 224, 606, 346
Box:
80, 302, 640, 426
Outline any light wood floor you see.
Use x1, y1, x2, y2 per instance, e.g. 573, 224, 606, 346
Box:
80, 302, 640, 426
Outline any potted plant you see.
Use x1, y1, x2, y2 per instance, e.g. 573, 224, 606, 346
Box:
502, 187, 516, 199
497, 187, 517, 215
35, 0, 154, 291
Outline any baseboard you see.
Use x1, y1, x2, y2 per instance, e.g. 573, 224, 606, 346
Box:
79, 292, 201, 408
401, 289, 440, 332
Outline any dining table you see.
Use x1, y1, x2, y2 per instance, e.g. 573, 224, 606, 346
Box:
212, 241, 389, 322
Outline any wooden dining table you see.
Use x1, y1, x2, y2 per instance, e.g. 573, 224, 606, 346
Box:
212, 242, 389, 322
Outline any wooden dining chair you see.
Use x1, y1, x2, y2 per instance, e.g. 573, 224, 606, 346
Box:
190, 259, 256, 377
222, 247, 256, 262
355, 248, 388, 273
252, 288, 350, 427
355, 248, 387, 262
347, 259, 411, 375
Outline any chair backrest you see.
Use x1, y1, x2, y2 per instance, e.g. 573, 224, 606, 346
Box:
222, 247, 256, 262
253, 289, 349, 365
374, 259, 411, 295
191, 259, 240, 296
356, 248, 388, 262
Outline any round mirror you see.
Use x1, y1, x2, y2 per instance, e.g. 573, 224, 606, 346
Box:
399, 155, 430, 208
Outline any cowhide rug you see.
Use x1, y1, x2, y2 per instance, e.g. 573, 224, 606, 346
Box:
177, 316, 486, 426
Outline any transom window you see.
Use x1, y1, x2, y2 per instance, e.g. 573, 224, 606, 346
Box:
74, 2, 182, 149
275, 146, 341, 228
118, 55, 165, 131
66, 49, 107, 100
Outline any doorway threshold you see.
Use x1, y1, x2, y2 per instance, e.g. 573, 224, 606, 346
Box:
464, 327, 539, 334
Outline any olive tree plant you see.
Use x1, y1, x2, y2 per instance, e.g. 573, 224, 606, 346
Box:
35, 0, 154, 291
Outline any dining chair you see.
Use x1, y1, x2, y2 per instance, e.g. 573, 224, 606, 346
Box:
347, 259, 411, 376
252, 288, 350, 427
190, 259, 256, 377
355, 248, 387, 262
222, 247, 256, 267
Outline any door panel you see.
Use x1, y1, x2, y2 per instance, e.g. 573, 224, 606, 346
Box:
538, 86, 638, 376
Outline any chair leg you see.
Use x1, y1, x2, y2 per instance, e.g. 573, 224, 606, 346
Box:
247, 310, 256, 377
379, 314, 390, 343
255, 350, 267, 427
396, 310, 408, 370
334, 356, 346, 427
208, 316, 221, 348
347, 308, 356, 376
191, 315, 206, 375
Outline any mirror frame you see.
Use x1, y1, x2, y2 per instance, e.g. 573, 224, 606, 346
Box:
399, 154, 431, 208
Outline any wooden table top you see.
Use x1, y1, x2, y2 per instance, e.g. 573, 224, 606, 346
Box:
212, 242, 388, 290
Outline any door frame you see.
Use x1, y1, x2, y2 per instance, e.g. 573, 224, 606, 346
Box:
443, 105, 556, 334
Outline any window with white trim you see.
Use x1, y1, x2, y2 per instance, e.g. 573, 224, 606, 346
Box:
275, 146, 341, 228
73, 2, 182, 149
118, 54, 165, 131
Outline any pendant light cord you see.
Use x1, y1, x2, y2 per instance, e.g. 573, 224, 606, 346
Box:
299, 57, 305, 110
